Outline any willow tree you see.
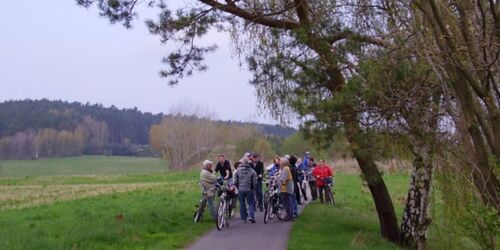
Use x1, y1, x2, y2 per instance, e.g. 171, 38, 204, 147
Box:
76, 0, 424, 243
411, 0, 500, 212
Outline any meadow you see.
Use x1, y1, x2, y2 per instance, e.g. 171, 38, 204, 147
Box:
0, 156, 484, 249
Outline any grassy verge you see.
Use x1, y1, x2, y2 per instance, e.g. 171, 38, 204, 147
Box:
289, 173, 406, 250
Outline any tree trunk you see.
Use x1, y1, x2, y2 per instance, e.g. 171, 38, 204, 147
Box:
400, 154, 434, 249
343, 113, 401, 243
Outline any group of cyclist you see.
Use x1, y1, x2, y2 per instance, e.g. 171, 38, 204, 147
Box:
199, 151, 334, 224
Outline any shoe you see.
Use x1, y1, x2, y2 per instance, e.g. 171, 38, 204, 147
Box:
249, 218, 256, 223
242, 220, 247, 223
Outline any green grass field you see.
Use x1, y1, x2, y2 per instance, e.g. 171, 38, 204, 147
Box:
0, 156, 166, 177
0, 156, 486, 249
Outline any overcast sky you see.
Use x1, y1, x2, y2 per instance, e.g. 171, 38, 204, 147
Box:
0, 1, 276, 124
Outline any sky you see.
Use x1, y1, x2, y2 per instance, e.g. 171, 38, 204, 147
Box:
0, 0, 275, 124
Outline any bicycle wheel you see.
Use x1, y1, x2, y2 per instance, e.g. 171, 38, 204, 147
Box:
277, 196, 287, 221
225, 199, 231, 228
194, 198, 206, 223
327, 188, 335, 206
264, 192, 271, 223
216, 199, 225, 230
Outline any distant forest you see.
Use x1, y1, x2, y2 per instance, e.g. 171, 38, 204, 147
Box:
0, 99, 295, 159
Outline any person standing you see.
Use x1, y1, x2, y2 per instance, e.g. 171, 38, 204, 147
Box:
297, 157, 308, 202
278, 157, 294, 221
307, 157, 318, 201
234, 157, 258, 223
200, 159, 217, 220
252, 153, 264, 212
215, 154, 232, 182
289, 155, 300, 217
313, 159, 333, 203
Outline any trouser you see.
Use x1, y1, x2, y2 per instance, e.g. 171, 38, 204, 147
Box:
309, 181, 317, 200
317, 185, 330, 203
207, 196, 216, 220
299, 181, 308, 201
294, 182, 301, 204
255, 180, 263, 209
280, 192, 293, 220
292, 195, 298, 217
238, 190, 255, 221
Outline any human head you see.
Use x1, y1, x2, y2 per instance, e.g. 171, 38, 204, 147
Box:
318, 158, 325, 166
218, 154, 225, 164
240, 157, 250, 166
234, 161, 241, 170
309, 157, 315, 163
244, 152, 252, 160
279, 157, 289, 168
274, 156, 280, 165
252, 153, 260, 161
289, 155, 297, 166
203, 159, 213, 170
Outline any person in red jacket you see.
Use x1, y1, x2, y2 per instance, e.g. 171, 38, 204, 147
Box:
313, 159, 333, 203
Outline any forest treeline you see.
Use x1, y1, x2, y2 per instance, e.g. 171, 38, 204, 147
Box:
0, 99, 295, 159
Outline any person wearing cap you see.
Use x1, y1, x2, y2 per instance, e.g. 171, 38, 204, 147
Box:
234, 157, 258, 223
251, 153, 265, 212
200, 159, 217, 220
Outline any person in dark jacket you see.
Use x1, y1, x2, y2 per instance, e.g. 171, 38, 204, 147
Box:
289, 155, 300, 218
251, 153, 264, 211
234, 157, 258, 223
215, 154, 232, 182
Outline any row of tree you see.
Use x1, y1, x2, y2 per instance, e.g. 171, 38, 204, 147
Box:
0, 116, 108, 159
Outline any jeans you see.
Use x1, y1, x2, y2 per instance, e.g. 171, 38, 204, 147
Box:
280, 193, 293, 220
207, 196, 216, 220
255, 180, 263, 209
238, 190, 255, 221
292, 195, 298, 217
309, 181, 317, 200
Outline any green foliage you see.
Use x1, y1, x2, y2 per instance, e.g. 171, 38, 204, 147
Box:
434, 164, 499, 250
252, 137, 275, 160
281, 131, 351, 159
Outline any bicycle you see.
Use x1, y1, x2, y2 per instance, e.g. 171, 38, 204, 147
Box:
215, 179, 236, 230
324, 177, 336, 206
263, 176, 287, 223
193, 182, 208, 223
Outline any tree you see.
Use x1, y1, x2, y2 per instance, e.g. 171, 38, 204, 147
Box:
252, 137, 274, 160
150, 115, 221, 170
411, 0, 500, 213
77, 0, 402, 242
